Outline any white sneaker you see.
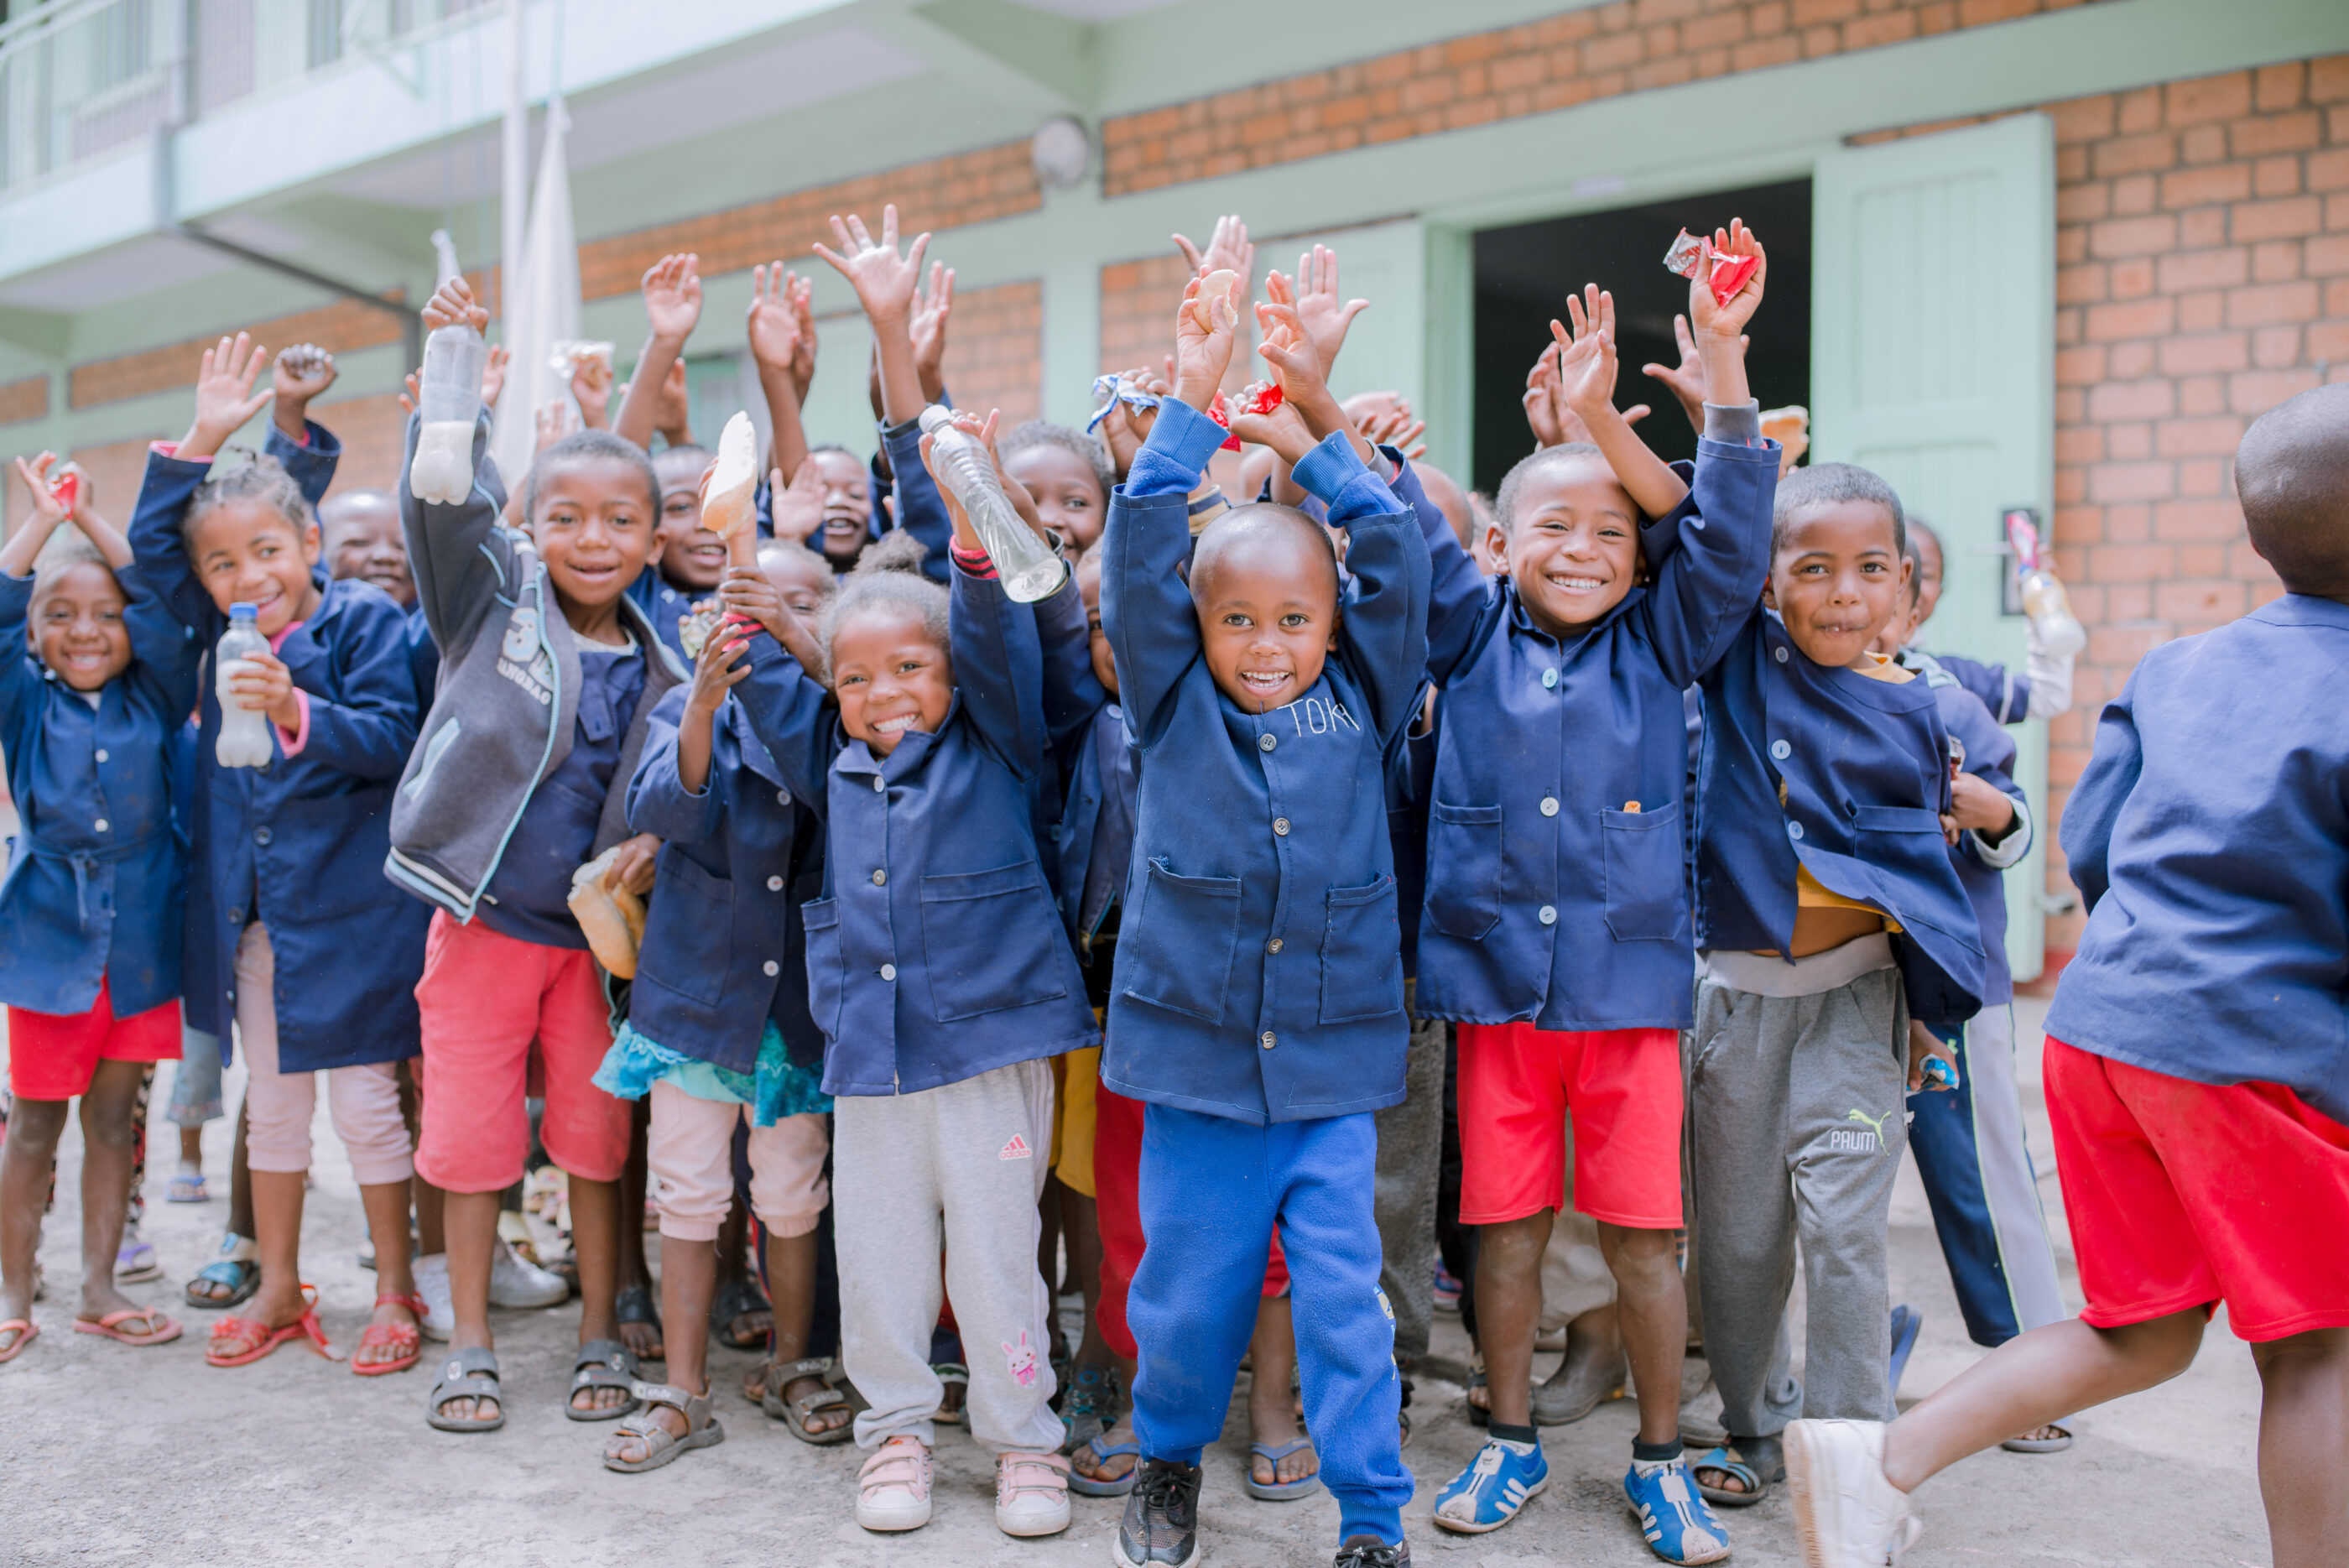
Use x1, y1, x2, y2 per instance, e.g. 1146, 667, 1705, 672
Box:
411, 1253, 456, 1341
857, 1436, 933, 1532
995, 1450, 1072, 1538
1784, 1419, 1925, 1567
487, 1239, 569, 1309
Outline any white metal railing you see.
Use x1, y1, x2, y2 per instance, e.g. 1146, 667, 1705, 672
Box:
0, 0, 495, 194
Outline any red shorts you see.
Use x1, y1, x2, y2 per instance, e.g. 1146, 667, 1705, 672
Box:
1456, 1022, 1682, 1229
7, 980, 180, 1100
413, 911, 631, 1194
2045, 1035, 2349, 1341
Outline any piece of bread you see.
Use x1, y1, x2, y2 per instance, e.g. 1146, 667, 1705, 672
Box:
1189, 269, 1240, 333
568, 846, 648, 979
701, 411, 759, 539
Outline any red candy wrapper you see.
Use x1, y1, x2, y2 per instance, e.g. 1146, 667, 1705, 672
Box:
48, 466, 80, 514
1661, 228, 1758, 308
1206, 383, 1285, 452
1206, 390, 1242, 452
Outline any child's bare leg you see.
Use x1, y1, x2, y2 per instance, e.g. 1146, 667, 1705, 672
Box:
1064, 1188, 1111, 1367
1599, 1221, 1685, 1446
610, 1235, 713, 1461
2250, 1327, 2349, 1568
178, 1126, 204, 1171
352, 1179, 419, 1369
75, 1061, 147, 1323
614, 1101, 659, 1358
751, 1226, 849, 1430
441, 1188, 502, 1419
1474, 1210, 1555, 1427
1882, 1309, 2206, 1491
227, 1098, 254, 1237
247, 1169, 310, 1327
414, 1177, 445, 1257
569, 1173, 628, 1411
713, 1204, 768, 1345
1, 1096, 70, 1337
1247, 1292, 1318, 1487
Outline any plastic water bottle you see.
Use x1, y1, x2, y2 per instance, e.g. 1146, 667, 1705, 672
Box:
215, 604, 274, 768
2003, 508, 2086, 659
410, 229, 486, 506
917, 405, 1067, 602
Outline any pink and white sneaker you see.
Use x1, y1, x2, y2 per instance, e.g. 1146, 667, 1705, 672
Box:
856, 1435, 933, 1532
996, 1449, 1073, 1537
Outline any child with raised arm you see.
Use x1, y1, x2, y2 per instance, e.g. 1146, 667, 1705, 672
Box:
1409, 230, 1774, 1563
1680, 453, 1987, 1509
126, 337, 434, 1376
1101, 273, 1429, 1568
0, 454, 196, 1363
588, 529, 840, 1472
388, 277, 680, 1433
1785, 385, 2349, 1568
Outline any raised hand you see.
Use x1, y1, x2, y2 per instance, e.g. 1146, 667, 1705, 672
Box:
1285, 247, 1368, 374
768, 457, 825, 544
1254, 300, 1360, 457
642, 253, 704, 345
481, 343, 510, 412
813, 206, 930, 329
1689, 218, 1766, 341
1096, 365, 1168, 480
273, 344, 337, 405
1173, 273, 1245, 410
789, 271, 817, 402
918, 408, 1048, 551
422, 276, 488, 334
183, 333, 276, 458
746, 262, 802, 374
1174, 215, 1253, 281
11, 452, 68, 531
535, 398, 581, 454
569, 349, 612, 430
1551, 285, 1622, 422
1641, 314, 1713, 434
910, 261, 955, 405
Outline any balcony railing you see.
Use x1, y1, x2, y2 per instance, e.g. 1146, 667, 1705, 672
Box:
0, 0, 494, 195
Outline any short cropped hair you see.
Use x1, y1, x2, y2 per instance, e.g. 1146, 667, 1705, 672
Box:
182, 452, 313, 546
1190, 501, 1341, 607
816, 529, 946, 683
1000, 420, 1114, 503
1771, 461, 1907, 560
31, 524, 110, 597
1493, 443, 1608, 534
2237, 384, 2349, 596
523, 429, 661, 523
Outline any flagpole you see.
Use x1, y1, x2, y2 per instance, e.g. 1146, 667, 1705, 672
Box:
502, 0, 529, 331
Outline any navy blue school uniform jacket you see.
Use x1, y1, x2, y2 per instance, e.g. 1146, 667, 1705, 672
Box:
128, 450, 430, 1072
1926, 652, 2030, 726
624, 675, 825, 1073
739, 567, 1098, 1097
0, 565, 199, 1018
1903, 650, 2033, 1005
1100, 401, 1431, 1126
627, 570, 701, 664
2046, 596, 2349, 1126
1694, 612, 1987, 1027
1412, 410, 1777, 1029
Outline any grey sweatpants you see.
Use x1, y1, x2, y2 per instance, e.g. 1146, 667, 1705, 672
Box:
1688, 951, 1909, 1437
1374, 1013, 1447, 1367
833, 1057, 1065, 1454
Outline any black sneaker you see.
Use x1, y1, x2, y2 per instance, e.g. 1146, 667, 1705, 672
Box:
1334, 1535, 1412, 1568
1114, 1458, 1201, 1566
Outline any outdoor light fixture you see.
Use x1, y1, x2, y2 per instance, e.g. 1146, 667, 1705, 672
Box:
1031, 117, 1091, 190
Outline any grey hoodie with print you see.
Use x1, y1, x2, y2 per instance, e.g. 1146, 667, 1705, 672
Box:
386, 410, 685, 920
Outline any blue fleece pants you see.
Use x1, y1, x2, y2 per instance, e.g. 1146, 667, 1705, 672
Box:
1130, 1103, 1412, 1546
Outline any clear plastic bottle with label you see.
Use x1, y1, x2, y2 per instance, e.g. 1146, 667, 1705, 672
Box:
917, 405, 1067, 602
2005, 509, 2086, 658
215, 603, 274, 768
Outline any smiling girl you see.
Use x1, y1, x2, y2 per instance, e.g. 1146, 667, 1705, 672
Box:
127, 336, 435, 1378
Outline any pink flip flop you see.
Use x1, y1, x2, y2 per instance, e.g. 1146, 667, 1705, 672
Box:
0, 1319, 36, 1362
74, 1307, 183, 1347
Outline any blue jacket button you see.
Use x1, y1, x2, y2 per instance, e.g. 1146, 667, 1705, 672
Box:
1273, 818, 1289, 836
1259, 1031, 1277, 1050
1538, 905, 1557, 925
254, 826, 273, 847
1770, 739, 1791, 761
763, 960, 779, 977
1773, 645, 1789, 664
1788, 820, 1805, 841
767, 875, 784, 891
1259, 733, 1276, 753
1541, 668, 1559, 689
871, 868, 887, 886
778, 789, 792, 805
880, 963, 897, 982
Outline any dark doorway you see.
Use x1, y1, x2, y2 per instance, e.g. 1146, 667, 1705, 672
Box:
1471, 179, 1812, 494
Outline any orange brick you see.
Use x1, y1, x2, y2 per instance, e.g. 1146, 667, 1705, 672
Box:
2231, 196, 2324, 243
2225, 279, 2321, 327
2158, 163, 2250, 209
2166, 72, 2253, 127
2087, 213, 2179, 258
2087, 461, 2176, 503
2230, 110, 2321, 156
2157, 331, 2251, 376
2310, 53, 2349, 103
0, 374, 46, 427
2087, 379, 2174, 420
2155, 247, 2249, 292
2091, 131, 2178, 177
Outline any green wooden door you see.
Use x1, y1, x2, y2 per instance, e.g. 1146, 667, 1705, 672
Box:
1811, 112, 2056, 982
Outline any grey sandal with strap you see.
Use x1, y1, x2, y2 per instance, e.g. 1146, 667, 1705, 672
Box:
567, 1339, 643, 1422
426, 1347, 505, 1433
763, 1355, 858, 1446
603, 1380, 725, 1472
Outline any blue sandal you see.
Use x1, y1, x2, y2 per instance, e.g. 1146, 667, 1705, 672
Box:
1067, 1435, 1141, 1497
1246, 1436, 1322, 1500
1690, 1438, 1782, 1508
1625, 1457, 1732, 1564
185, 1236, 260, 1309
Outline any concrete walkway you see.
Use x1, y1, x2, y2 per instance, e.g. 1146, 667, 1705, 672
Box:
3, 998, 2271, 1566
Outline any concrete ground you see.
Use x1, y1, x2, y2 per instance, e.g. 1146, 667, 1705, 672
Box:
3, 997, 2273, 1568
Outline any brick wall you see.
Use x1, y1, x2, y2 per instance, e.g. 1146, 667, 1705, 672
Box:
575, 141, 1039, 304
1861, 55, 2348, 954
0, 375, 47, 428
1101, 0, 2112, 197
311, 393, 410, 496
940, 280, 1044, 427
66, 435, 170, 531
69, 296, 408, 410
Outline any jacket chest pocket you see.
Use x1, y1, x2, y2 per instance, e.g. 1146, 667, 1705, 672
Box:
1121, 858, 1242, 1024
1849, 804, 1952, 921
637, 852, 732, 1006
1601, 801, 1686, 943
1424, 802, 1503, 940
1320, 876, 1404, 1024
919, 862, 1070, 1022
275, 788, 396, 921
800, 897, 843, 1041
